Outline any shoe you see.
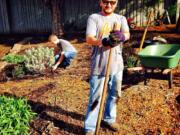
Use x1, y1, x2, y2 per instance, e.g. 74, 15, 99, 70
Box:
85, 131, 94, 135
101, 121, 120, 132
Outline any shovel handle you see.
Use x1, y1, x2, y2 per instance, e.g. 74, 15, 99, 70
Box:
139, 10, 153, 51
95, 23, 118, 135
95, 48, 112, 135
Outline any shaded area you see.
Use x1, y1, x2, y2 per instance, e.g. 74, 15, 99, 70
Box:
29, 100, 84, 135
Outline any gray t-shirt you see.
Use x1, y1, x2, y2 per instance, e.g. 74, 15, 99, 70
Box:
58, 39, 77, 53
86, 12, 129, 76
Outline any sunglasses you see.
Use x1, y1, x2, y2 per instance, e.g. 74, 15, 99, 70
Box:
102, 0, 117, 5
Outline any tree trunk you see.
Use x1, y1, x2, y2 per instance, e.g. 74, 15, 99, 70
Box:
51, 0, 64, 37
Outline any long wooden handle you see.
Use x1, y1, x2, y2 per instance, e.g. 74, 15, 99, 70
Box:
95, 48, 112, 135
139, 10, 153, 51
95, 23, 118, 135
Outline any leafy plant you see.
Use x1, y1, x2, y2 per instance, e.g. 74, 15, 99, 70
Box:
0, 95, 36, 135
12, 65, 26, 78
24, 46, 55, 74
126, 55, 137, 68
2, 54, 25, 64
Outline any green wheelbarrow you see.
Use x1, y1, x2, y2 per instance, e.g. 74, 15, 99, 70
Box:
138, 44, 180, 88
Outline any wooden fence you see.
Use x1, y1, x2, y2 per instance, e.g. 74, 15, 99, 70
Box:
118, 0, 177, 26
0, 0, 177, 34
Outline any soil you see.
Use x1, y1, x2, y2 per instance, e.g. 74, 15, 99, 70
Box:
0, 25, 179, 135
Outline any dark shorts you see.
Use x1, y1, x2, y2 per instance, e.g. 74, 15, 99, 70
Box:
55, 51, 77, 68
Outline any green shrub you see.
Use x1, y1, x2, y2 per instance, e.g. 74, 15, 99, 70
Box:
0, 95, 36, 135
24, 46, 55, 74
126, 55, 137, 68
2, 54, 25, 64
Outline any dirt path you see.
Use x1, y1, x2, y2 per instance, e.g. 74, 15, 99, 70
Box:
0, 35, 179, 134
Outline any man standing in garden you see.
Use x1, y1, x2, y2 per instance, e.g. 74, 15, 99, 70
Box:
84, 0, 130, 134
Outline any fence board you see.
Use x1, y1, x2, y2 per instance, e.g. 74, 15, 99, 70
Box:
0, 0, 10, 33
0, 0, 177, 34
9, 0, 51, 34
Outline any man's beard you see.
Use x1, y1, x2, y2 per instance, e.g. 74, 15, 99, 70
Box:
103, 9, 113, 15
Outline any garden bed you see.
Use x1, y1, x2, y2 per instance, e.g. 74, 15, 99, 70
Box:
0, 30, 179, 134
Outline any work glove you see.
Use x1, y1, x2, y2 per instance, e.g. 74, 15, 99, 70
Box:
102, 38, 111, 47
52, 64, 58, 71
109, 30, 125, 47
